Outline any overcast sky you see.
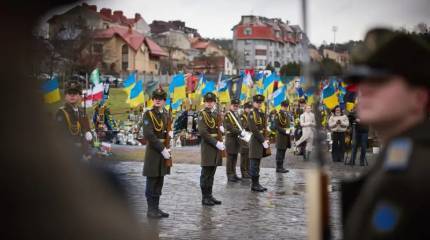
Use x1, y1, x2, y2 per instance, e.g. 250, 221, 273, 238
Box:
47, 0, 430, 46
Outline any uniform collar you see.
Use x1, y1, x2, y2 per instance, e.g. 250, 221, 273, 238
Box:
397, 119, 430, 142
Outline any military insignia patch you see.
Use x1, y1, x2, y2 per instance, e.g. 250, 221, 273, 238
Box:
372, 202, 399, 233
384, 138, 413, 171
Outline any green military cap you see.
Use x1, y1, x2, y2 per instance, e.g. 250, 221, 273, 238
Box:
152, 88, 167, 100
203, 92, 216, 102
231, 98, 240, 105
253, 94, 265, 103
244, 101, 252, 109
65, 80, 82, 95
281, 100, 289, 107
345, 29, 430, 87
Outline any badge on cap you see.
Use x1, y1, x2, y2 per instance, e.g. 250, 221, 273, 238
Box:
372, 201, 399, 233
384, 138, 413, 171
144, 120, 149, 125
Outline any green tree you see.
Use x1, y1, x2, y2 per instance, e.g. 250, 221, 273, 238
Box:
319, 57, 343, 76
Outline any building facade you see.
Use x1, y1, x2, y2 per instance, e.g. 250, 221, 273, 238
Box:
232, 15, 309, 70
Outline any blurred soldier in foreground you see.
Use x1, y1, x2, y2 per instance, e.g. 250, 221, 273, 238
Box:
239, 102, 253, 179
224, 98, 245, 182
56, 80, 93, 160
274, 100, 291, 173
248, 94, 270, 192
198, 92, 224, 206
141, 89, 171, 218
342, 29, 430, 239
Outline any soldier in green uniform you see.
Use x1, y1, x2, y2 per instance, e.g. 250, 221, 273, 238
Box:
248, 94, 270, 192
224, 98, 246, 182
274, 100, 291, 173
56, 80, 93, 160
342, 29, 430, 239
239, 102, 252, 179
198, 92, 224, 206
141, 89, 172, 218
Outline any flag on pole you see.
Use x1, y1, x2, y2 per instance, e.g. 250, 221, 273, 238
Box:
169, 74, 186, 103
218, 78, 230, 103
272, 82, 286, 111
202, 80, 216, 96
129, 80, 144, 107
240, 71, 253, 101
322, 81, 339, 109
263, 72, 276, 99
123, 72, 136, 94
42, 76, 61, 104
90, 68, 100, 85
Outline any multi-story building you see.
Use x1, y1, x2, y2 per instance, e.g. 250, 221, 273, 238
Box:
232, 15, 309, 70
322, 49, 350, 67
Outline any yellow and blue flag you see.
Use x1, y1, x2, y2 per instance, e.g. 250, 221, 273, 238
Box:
272, 82, 286, 111
263, 72, 276, 98
123, 72, 136, 94
322, 81, 339, 109
129, 80, 144, 107
202, 80, 216, 96
218, 78, 230, 103
42, 76, 61, 104
169, 74, 186, 103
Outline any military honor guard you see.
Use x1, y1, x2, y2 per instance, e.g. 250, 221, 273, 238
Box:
141, 89, 172, 218
56, 80, 93, 159
198, 92, 224, 206
248, 94, 270, 192
223, 98, 248, 182
273, 100, 291, 173
239, 102, 253, 179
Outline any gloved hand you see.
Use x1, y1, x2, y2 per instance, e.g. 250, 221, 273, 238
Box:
85, 131, 93, 141
168, 131, 174, 138
216, 141, 225, 151
219, 126, 225, 133
262, 140, 269, 149
285, 129, 290, 135
240, 130, 246, 137
161, 148, 171, 159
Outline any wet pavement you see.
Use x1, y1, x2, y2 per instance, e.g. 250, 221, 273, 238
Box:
109, 149, 373, 239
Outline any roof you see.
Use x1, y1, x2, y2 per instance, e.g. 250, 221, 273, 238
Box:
93, 27, 167, 56
192, 41, 211, 49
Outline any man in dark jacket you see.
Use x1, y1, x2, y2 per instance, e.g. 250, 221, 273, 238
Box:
224, 98, 246, 182
342, 29, 430, 239
198, 92, 224, 206
141, 89, 171, 218
274, 100, 291, 173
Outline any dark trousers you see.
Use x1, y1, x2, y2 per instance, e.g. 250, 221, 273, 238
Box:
351, 132, 368, 165
226, 153, 238, 177
275, 148, 287, 169
332, 132, 346, 162
145, 176, 164, 198
200, 166, 217, 197
240, 149, 250, 176
249, 158, 261, 177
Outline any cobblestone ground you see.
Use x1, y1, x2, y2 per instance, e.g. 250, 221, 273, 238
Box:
109, 146, 374, 240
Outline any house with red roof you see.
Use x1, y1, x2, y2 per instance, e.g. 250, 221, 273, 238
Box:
92, 26, 167, 74
232, 15, 309, 70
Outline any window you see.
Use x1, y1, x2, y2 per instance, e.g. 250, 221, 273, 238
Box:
122, 45, 129, 71
103, 23, 109, 29
245, 39, 252, 45
244, 27, 252, 35
255, 49, 267, 56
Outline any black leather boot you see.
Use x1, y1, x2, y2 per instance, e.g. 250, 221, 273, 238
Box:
276, 161, 289, 173
155, 197, 169, 218
251, 177, 265, 192
147, 197, 162, 219
201, 188, 215, 206
256, 176, 268, 191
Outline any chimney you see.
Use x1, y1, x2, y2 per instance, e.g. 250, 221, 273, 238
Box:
128, 25, 133, 34
113, 10, 123, 18
100, 8, 112, 17
135, 13, 141, 20
88, 5, 97, 12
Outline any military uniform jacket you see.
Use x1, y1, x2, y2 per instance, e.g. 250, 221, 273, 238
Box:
223, 110, 241, 155
198, 108, 222, 167
141, 108, 170, 177
274, 110, 291, 150
342, 120, 430, 240
239, 112, 250, 151
248, 108, 267, 159
56, 103, 91, 153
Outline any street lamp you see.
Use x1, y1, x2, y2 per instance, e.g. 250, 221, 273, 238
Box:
332, 26, 338, 51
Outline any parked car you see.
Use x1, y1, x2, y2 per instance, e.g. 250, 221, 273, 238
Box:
100, 75, 122, 88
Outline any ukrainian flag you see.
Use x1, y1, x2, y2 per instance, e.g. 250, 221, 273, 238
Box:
202, 80, 216, 96
263, 73, 276, 99
123, 72, 136, 95
42, 76, 61, 104
322, 81, 339, 109
218, 79, 230, 103
129, 80, 144, 108
272, 82, 286, 111
169, 74, 186, 103
171, 99, 182, 113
